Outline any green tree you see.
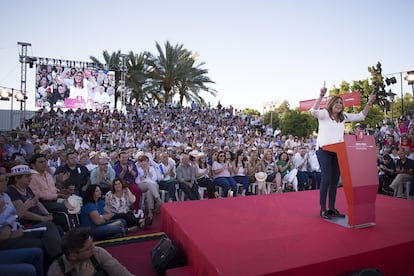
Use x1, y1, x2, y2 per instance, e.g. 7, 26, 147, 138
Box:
242, 108, 260, 117
281, 109, 317, 138
276, 100, 290, 114
263, 111, 281, 130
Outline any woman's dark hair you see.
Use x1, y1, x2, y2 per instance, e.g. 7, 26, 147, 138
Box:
279, 151, 289, 161
198, 155, 207, 168
83, 184, 100, 205
226, 150, 234, 161
383, 154, 392, 161
110, 177, 128, 193
217, 151, 225, 163
235, 150, 247, 168
137, 154, 149, 162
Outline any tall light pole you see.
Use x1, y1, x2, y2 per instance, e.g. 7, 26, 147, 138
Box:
263, 101, 279, 129
119, 53, 128, 112
389, 91, 396, 126
17, 42, 36, 125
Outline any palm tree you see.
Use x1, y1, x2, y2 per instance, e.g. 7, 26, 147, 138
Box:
126, 51, 162, 106
146, 41, 189, 104
176, 51, 217, 106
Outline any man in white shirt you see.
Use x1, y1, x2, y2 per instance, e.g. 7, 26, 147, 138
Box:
293, 146, 313, 190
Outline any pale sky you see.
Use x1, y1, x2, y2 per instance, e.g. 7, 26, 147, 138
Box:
1, 0, 413, 113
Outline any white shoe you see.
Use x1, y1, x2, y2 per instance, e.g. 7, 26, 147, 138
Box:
134, 209, 144, 219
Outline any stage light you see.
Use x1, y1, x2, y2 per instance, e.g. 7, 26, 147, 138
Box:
15, 91, 27, 102
385, 78, 391, 86
0, 89, 11, 100
405, 71, 414, 85
385, 76, 397, 86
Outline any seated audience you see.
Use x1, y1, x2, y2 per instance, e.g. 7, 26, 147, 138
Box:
263, 149, 282, 193
176, 153, 200, 200
378, 154, 395, 194
113, 151, 141, 212
231, 150, 250, 196
135, 154, 163, 223
105, 178, 150, 229
277, 151, 298, 191
29, 153, 69, 213
194, 152, 218, 199
293, 146, 313, 190
80, 184, 129, 241
389, 149, 414, 198
157, 151, 178, 202
0, 169, 62, 267
90, 156, 116, 196
212, 151, 238, 197
247, 149, 265, 194
55, 151, 90, 196
6, 165, 61, 228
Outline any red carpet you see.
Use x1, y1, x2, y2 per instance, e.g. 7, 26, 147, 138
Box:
161, 189, 414, 275
105, 238, 161, 276
102, 214, 164, 276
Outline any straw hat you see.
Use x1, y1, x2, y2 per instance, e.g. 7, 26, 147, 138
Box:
99, 152, 109, 159
189, 150, 204, 158
89, 151, 99, 159
255, 172, 267, 183
7, 165, 38, 177
64, 195, 82, 214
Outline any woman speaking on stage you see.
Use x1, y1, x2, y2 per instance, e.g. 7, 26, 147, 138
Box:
310, 84, 376, 219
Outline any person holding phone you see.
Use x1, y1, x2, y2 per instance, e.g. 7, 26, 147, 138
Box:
310, 83, 376, 219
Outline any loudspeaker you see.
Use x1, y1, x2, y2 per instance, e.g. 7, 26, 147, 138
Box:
151, 236, 187, 275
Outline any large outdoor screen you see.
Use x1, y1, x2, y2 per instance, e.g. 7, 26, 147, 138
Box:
35, 64, 115, 110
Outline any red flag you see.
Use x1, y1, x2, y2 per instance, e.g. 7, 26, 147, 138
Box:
299, 91, 361, 112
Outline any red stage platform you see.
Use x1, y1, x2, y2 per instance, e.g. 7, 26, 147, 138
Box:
161, 189, 414, 275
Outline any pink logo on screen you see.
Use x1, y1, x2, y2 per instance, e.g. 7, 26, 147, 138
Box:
65, 97, 86, 108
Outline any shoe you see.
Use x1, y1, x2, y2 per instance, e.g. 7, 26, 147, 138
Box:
127, 226, 140, 233
138, 217, 152, 229
146, 215, 153, 226
134, 209, 144, 219
327, 208, 345, 218
320, 209, 331, 220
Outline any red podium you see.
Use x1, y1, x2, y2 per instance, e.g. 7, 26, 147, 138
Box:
323, 133, 378, 228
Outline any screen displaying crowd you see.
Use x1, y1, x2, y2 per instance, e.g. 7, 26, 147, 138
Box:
35, 64, 116, 110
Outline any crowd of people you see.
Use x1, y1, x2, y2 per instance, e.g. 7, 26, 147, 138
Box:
1, 102, 413, 275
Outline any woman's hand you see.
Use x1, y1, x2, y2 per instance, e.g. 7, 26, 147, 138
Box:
320, 87, 327, 97
40, 214, 53, 222
10, 228, 23, 239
